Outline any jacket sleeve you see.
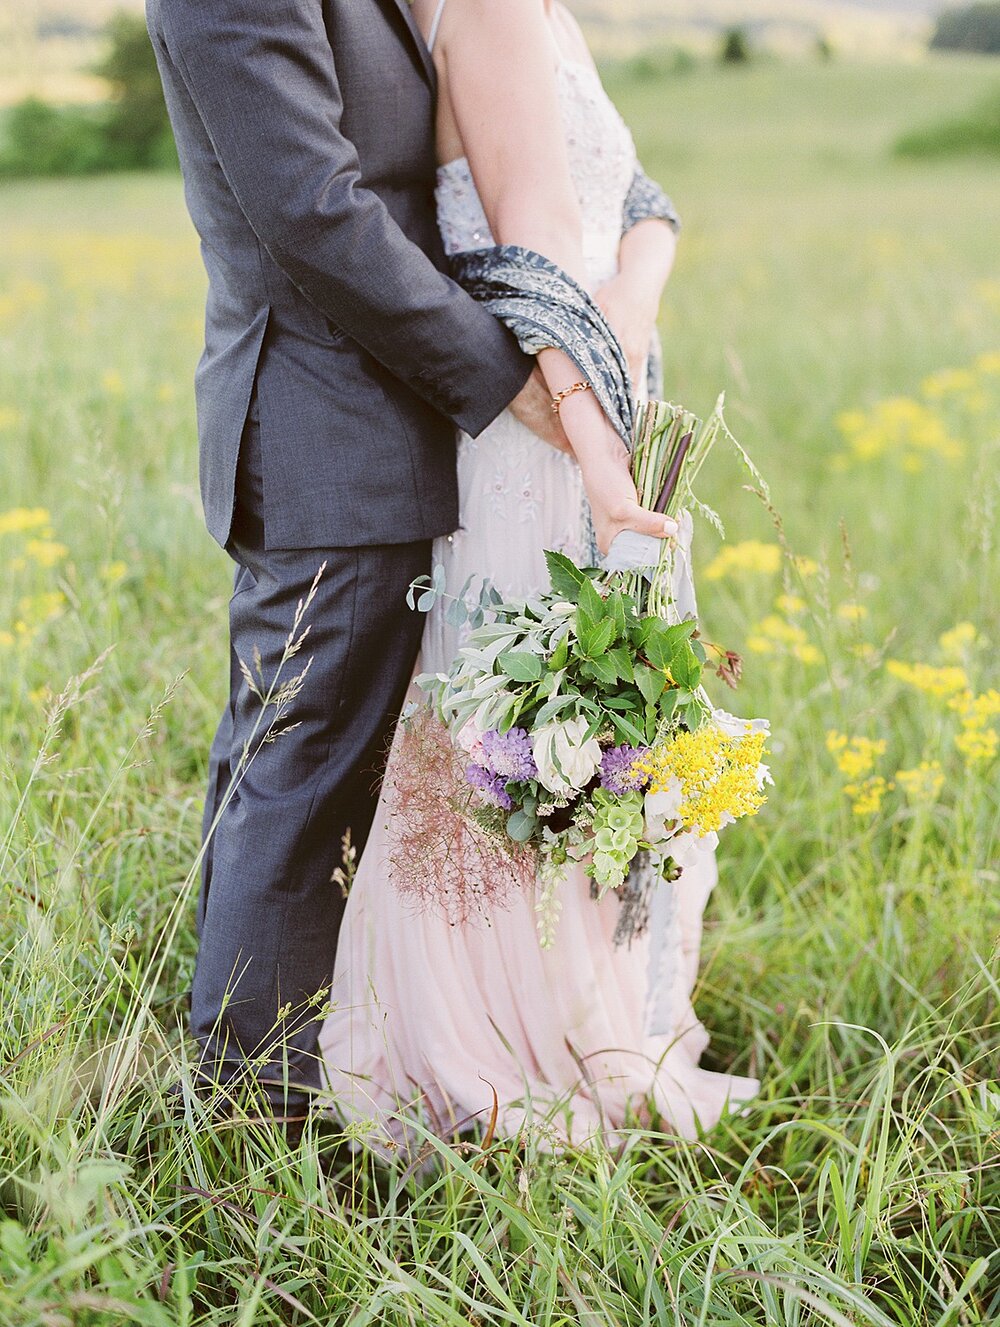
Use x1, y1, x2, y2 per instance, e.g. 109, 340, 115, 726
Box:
155, 0, 531, 436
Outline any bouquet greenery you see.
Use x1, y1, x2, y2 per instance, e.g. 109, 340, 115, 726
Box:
412, 396, 771, 943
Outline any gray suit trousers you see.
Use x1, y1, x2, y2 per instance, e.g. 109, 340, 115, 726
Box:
193, 401, 430, 1113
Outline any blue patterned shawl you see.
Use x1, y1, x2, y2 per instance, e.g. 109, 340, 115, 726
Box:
451, 165, 679, 422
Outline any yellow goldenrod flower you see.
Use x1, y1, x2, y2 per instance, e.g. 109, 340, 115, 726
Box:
955, 726, 998, 765
635, 724, 768, 837
748, 615, 822, 665
0, 507, 51, 537
835, 396, 964, 468
826, 731, 887, 780
974, 351, 1000, 376
703, 540, 781, 581
895, 761, 945, 803
25, 538, 69, 568
100, 560, 128, 584
886, 660, 969, 699
921, 368, 976, 400
775, 593, 806, 616
843, 775, 890, 817
837, 602, 868, 623
791, 555, 820, 578
938, 622, 977, 660
18, 591, 66, 624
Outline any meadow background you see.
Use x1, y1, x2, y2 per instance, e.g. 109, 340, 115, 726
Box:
1, 4, 999, 1324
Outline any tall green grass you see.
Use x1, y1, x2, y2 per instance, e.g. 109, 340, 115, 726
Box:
1, 58, 998, 1324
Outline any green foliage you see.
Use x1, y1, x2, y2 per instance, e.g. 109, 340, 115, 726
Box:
930, 2, 1000, 55
0, 98, 108, 177
895, 89, 1000, 158
720, 25, 752, 65
0, 13, 175, 178
94, 12, 177, 170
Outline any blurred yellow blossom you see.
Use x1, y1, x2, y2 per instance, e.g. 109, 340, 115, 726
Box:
974, 351, 1000, 376
102, 370, 125, 396
844, 775, 890, 817
18, 591, 66, 625
704, 540, 781, 581
895, 761, 945, 803
938, 622, 977, 660
921, 368, 976, 400
886, 660, 969, 698
836, 396, 963, 469
25, 538, 69, 568
826, 731, 887, 780
748, 614, 822, 665
101, 560, 128, 584
837, 602, 868, 623
954, 727, 998, 764
0, 630, 14, 650
155, 383, 176, 403
0, 406, 23, 431
0, 507, 51, 537
775, 593, 806, 616
792, 555, 820, 578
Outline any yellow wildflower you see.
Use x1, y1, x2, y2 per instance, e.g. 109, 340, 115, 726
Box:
894, 761, 945, 803
886, 660, 969, 699
0, 507, 51, 537
938, 622, 977, 660
921, 368, 976, 400
748, 615, 822, 665
955, 727, 998, 764
635, 724, 768, 837
156, 382, 176, 403
836, 396, 964, 468
775, 593, 806, 616
25, 538, 69, 568
791, 555, 820, 578
102, 370, 125, 396
949, 688, 1000, 727
826, 731, 887, 781
844, 775, 890, 817
18, 591, 66, 624
101, 560, 128, 584
974, 351, 1000, 376
837, 602, 868, 623
0, 630, 14, 650
0, 406, 22, 430
703, 540, 781, 582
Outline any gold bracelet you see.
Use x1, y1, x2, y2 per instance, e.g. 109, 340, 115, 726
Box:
551, 381, 593, 414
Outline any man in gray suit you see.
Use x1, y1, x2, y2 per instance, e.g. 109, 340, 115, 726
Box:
147, 0, 562, 1131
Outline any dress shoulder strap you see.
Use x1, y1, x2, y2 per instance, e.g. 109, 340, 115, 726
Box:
427, 0, 447, 52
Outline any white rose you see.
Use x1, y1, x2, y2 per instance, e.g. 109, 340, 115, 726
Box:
669, 828, 719, 867
532, 716, 602, 795
644, 778, 683, 843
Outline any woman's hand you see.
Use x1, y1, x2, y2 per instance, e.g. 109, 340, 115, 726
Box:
558, 390, 677, 555
595, 269, 661, 391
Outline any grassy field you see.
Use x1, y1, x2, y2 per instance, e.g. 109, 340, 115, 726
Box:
1, 55, 999, 1325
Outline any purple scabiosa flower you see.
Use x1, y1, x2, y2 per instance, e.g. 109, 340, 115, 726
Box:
466, 762, 514, 811
599, 745, 649, 796
480, 727, 538, 781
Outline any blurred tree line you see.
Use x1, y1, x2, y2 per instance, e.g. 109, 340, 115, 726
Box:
931, 2, 1000, 54
0, 14, 176, 178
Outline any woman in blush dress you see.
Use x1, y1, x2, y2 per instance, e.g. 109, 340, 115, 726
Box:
318, 0, 758, 1150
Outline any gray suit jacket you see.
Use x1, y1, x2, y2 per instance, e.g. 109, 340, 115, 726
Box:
147, 0, 532, 550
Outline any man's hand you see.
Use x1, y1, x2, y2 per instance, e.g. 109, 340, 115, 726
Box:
508, 365, 572, 453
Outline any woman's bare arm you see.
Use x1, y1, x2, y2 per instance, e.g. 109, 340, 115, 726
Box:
437, 0, 675, 554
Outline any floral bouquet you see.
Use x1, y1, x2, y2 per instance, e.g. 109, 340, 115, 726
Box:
410, 396, 771, 944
